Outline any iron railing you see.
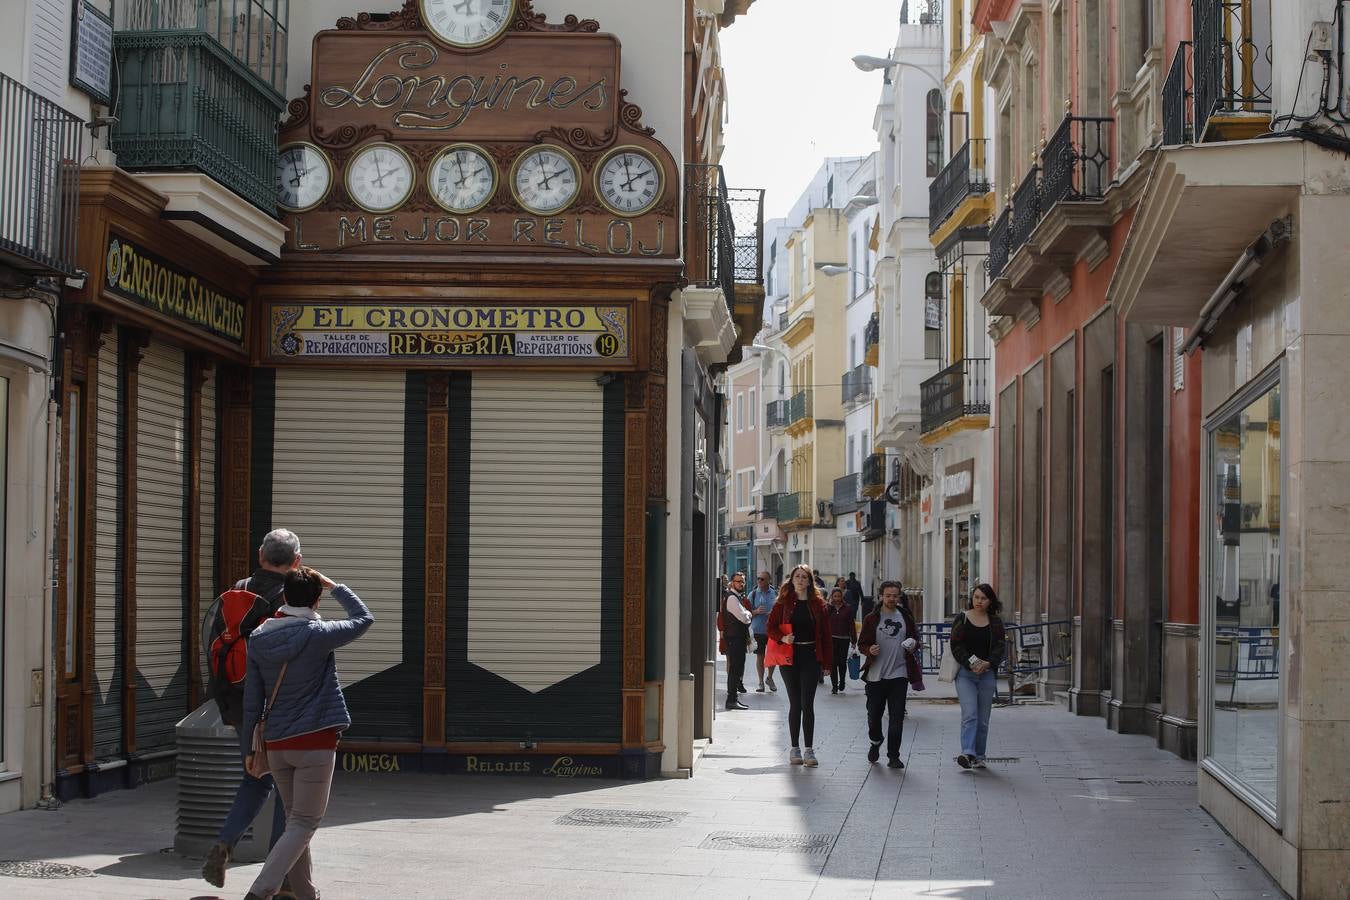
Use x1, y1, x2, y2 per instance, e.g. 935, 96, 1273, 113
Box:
0, 73, 81, 276
864, 312, 880, 357
765, 399, 789, 429
1163, 41, 1194, 145
1040, 115, 1113, 208
929, 139, 990, 234
842, 362, 872, 406
778, 491, 810, 524
778, 310, 789, 332
1009, 165, 1041, 255
862, 453, 887, 493
787, 389, 812, 426
901, 0, 941, 24
920, 357, 990, 434
987, 206, 1011, 280
760, 492, 783, 520
1193, 0, 1273, 135
685, 164, 736, 305
728, 188, 765, 284
833, 473, 862, 515
117, 0, 289, 94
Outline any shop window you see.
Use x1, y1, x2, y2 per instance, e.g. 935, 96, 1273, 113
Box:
1205, 370, 1281, 819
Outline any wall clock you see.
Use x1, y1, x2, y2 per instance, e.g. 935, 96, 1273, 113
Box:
420, 0, 516, 49
345, 143, 416, 213
428, 143, 498, 214
594, 146, 664, 217
276, 142, 332, 213
510, 145, 581, 216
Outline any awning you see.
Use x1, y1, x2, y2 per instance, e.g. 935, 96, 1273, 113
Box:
752, 447, 784, 494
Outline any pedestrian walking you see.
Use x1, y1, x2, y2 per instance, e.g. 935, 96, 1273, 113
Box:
241, 566, 374, 900
201, 528, 300, 892
767, 564, 833, 766
827, 588, 855, 694
950, 583, 1006, 770
858, 581, 924, 768
721, 571, 752, 710
748, 572, 778, 692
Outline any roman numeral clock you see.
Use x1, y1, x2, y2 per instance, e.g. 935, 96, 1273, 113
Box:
420, 0, 514, 48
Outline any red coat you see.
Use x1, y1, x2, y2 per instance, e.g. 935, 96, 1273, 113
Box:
767, 595, 834, 668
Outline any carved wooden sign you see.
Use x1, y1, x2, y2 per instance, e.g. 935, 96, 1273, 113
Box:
278, 0, 678, 259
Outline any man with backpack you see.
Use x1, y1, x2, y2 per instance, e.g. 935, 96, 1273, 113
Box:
201, 528, 302, 891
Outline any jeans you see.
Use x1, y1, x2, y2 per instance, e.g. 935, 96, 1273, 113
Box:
218, 728, 286, 850
865, 676, 909, 759
779, 645, 821, 747
248, 748, 337, 900
955, 666, 996, 757
830, 638, 851, 689
725, 639, 747, 705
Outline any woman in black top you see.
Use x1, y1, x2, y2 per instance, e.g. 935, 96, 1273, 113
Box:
948, 584, 1006, 769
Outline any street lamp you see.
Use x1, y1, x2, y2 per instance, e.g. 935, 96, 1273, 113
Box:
852, 54, 943, 90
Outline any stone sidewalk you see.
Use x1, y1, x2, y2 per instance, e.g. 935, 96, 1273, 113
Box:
0, 674, 1285, 899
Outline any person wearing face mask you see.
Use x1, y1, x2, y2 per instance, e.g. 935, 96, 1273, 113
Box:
858, 581, 924, 768
766, 565, 833, 766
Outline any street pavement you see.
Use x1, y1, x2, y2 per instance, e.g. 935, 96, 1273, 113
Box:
0, 669, 1286, 899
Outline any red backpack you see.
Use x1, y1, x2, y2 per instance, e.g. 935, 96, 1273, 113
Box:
205, 579, 284, 726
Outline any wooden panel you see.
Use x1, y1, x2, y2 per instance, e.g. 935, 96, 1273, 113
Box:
91, 331, 122, 758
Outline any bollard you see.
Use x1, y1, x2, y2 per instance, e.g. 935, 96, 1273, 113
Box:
174, 701, 278, 862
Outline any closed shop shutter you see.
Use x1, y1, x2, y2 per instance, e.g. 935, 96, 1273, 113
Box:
448, 374, 623, 742
92, 331, 122, 757
134, 338, 189, 752
198, 367, 217, 694
268, 369, 421, 740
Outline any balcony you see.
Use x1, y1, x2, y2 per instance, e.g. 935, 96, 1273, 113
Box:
760, 492, 783, 520
0, 73, 81, 276
787, 390, 813, 429
987, 207, 1011, 280
842, 363, 872, 407
863, 312, 880, 366
833, 473, 862, 516
111, 1, 289, 214
765, 399, 789, 429
1163, 41, 1193, 145
1192, 0, 1272, 142
929, 139, 991, 235
862, 453, 887, 499
920, 358, 991, 436
777, 491, 812, 527
685, 164, 766, 352
778, 310, 789, 332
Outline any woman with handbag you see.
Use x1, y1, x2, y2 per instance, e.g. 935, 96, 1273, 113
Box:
827, 588, 855, 694
858, 581, 924, 768
948, 583, 1005, 770
241, 567, 373, 900
766, 565, 833, 766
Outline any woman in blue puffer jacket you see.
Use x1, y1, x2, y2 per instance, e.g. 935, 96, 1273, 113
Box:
241, 566, 373, 900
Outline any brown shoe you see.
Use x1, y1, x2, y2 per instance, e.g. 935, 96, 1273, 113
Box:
201, 841, 230, 888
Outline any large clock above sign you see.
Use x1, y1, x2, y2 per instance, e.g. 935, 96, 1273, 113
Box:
276, 0, 678, 259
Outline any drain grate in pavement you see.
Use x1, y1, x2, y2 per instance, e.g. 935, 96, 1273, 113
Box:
0, 860, 96, 879
979, 756, 1022, 764
699, 831, 834, 855
1117, 779, 1197, 787
555, 808, 687, 829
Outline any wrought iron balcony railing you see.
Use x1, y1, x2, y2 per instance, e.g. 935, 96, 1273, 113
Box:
833, 473, 862, 515
729, 188, 765, 285
760, 492, 783, 520
112, 30, 286, 213
1009, 165, 1041, 255
987, 206, 1011, 280
1193, 0, 1272, 136
765, 399, 789, 429
862, 453, 887, 493
119, 0, 288, 93
864, 313, 880, 355
787, 390, 812, 426
778, 491, 811, 524
778, 310, 789, 332
0, 73, 81, 276
920, 357, 991, 434
1040, 115, 1113, 208
929, 139, 990, 234
1163, 41, 1193, 145
842, 363, 872, 406
685, 164, 736, 305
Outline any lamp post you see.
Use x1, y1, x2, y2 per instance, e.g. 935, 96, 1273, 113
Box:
852, 54, 943, 90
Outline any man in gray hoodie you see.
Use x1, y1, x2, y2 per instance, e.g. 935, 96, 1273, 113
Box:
242, 567, 373, 900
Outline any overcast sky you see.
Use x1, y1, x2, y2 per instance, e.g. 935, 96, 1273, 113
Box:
718, 0, 903, 221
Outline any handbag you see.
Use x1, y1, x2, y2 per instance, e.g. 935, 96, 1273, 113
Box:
764, 624, 794, 668
245, 661, 288, 779
847, 651, 861, 680
938, 646, 959, 683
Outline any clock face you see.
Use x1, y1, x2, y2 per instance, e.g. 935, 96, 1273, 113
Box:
345, 143, 415, 213
511, 146, 581, 215
428, 144, 498, 214
420, 0, 515, 48
595, 147, 664, 217
276, 143, 332, 213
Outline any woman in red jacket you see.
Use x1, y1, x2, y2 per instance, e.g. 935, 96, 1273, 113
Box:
767, 564, 833, 767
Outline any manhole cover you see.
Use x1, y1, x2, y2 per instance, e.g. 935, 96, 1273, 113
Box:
555, 808, 687, 829
699, 831, 833, 855
0, 860, 96, 879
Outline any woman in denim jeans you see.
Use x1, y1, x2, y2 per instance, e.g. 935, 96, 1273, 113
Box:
948, 584, 1005, 770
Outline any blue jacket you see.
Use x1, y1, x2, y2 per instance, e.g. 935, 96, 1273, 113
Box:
242, 585, 373, 744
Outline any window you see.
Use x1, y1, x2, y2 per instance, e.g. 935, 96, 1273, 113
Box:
735, 392, 744, 432
748, 388, 756, 429
1205, 371, 1282, 820
848, 436, 856, 473
736, 470, 755, 510
926, 90, 944, 176
850, 234, 858, 298
849, 336, 857, 369
778, 362, 786, 397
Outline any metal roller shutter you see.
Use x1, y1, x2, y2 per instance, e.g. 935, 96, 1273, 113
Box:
467, 374, 605, 692
270, 370, 406, 691
92, 331, 122, 758
134, 338, 189, 752
198, 367, 217, 694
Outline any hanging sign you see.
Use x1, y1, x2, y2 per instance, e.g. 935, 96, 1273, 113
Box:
920, 486, 934, 534
103, 234, 247, 345
70, 1, 113, 105
266, 301, 632, 365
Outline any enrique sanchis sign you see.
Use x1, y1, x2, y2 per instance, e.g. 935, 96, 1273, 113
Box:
104, 234, 246, 345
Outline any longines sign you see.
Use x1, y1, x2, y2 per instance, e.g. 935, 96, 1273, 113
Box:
312, 32, 618, 139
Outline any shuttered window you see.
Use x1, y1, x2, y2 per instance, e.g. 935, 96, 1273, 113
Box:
198, 367, 217, 693
92, 331, 121, 757
134, 338, 189, 751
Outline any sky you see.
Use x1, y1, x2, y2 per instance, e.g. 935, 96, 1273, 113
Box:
718, 0, 906, 221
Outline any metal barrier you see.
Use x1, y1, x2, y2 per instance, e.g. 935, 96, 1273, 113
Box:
1215, 626, 1279, 706
916, 618, 1073, 703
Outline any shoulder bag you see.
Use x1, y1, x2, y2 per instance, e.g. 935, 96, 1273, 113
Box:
245, 661, 289, 779
938, 615, 963, 683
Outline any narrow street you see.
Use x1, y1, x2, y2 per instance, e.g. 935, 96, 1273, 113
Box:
0, 669, 1282, 899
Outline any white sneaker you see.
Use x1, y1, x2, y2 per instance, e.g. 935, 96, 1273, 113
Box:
789, 747, 803, 765
972, 757, 987, 769
802, 748, 818, 767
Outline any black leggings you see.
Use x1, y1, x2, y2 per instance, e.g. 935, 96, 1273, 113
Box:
780, 646, 821, 747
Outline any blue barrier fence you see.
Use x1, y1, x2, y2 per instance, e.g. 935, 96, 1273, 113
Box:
916, 619, 1073, 702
